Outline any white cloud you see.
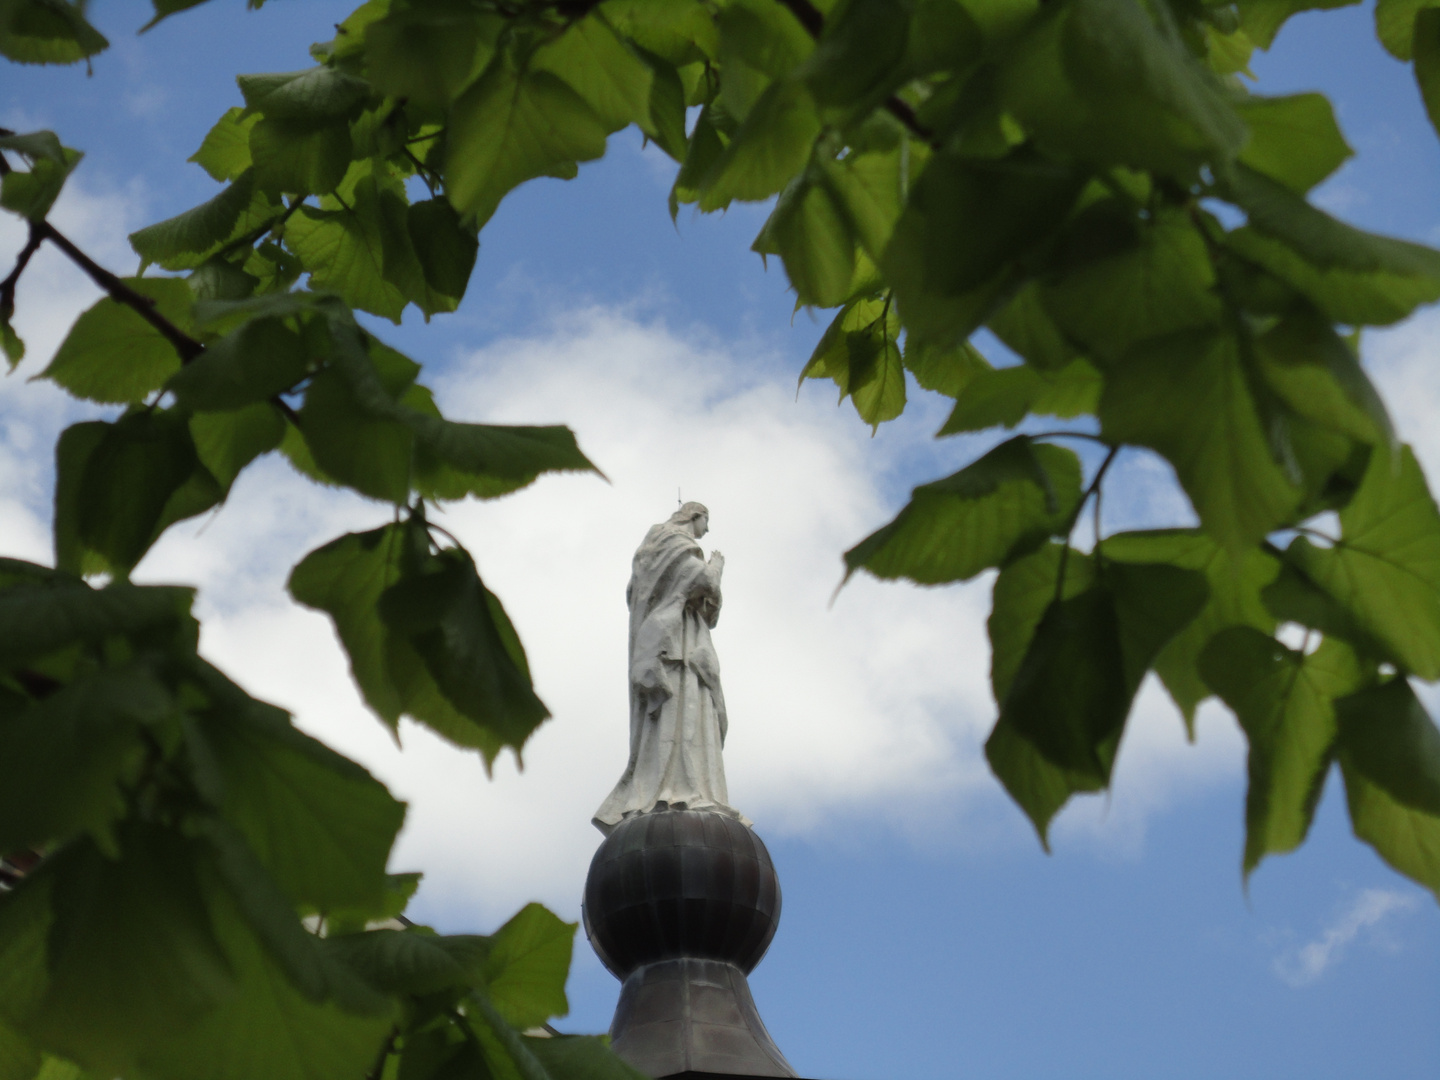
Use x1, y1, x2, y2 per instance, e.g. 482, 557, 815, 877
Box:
1272, 887, 1421, 988
1, 171, 1257, 929
1369, 307, 1440, 477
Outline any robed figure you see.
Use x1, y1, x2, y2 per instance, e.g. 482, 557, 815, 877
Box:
594, 503, 747, 834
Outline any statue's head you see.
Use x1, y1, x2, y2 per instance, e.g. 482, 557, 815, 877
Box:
670, 501, 710, 538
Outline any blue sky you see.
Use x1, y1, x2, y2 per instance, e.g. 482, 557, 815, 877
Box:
3, 3, 1439, 1079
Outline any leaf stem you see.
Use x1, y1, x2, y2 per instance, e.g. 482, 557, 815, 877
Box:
1030, 430, 1111, 446
1054, 444, 1120, 602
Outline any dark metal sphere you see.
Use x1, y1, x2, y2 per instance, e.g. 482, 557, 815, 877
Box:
582, 808, 781, 979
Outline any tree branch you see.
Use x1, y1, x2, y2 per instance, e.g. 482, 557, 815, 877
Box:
38, 221, 205, 363
0, 221, 41, 321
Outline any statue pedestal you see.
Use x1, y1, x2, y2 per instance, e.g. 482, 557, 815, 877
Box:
582, 809, 796, 1079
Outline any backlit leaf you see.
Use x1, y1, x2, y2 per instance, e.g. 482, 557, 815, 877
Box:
1200, 629, 1366, 875
42, 278, 194, 404
845, 437, 1082, 585
1287, 445, 1440, 678
1100, 328, 1300, 552
1334, 678, 1440, 899
446, 59, 609, 226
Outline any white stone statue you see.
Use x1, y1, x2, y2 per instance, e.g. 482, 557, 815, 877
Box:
593, 502, 749, 834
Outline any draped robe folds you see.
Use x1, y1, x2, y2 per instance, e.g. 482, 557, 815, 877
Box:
593, 520, 747, 834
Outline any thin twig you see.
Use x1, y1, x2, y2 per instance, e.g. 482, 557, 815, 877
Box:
38, 221, 205, 363
0, 221, 42, 320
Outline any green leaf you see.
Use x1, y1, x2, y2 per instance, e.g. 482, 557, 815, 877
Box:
0, 667, 170, 856
249, 117, 352, 197
144, 0, 218, 30
670, 105, 728, 216
699, 78, 820, 211
1228, 163, 1440, 278
640, 53, 688, 160
190, 404, 285, 491
884, 147, 1083, 345
0, 579, 195, 671
54, 410, 221, 576
800, 0, 912, 111
287, 524, 411, 731
1226, 225, 1440, 326
755, 174, 855, 308
0, 0, 107, 65
288, 520, 545, 765
800, 296, 906, 427
1099, 328, 1300, 552
298, 366, 415, 502
362, 5, 499, 110
41, 278, 194, 404
133, 861, 394, 1080
1201, 629, 1366, 875
238, 67, 370, 123
1415, 8, 1440, 140
191, 107, 260, 183
902, 337, 989, 398
446, 59, 609, 226
984, 718, 1106, 849
0, 130, 64, 163
185, 684, 405, 914
192, 814, 392, 1016
1041, 206, 1221, 364
604, 0, 719, 67
1, 315, 23, 371
524, 1035, 648, 1080
0, 1022, 39, 1080
409, 413, 601, 501
534, 13, 655, 132
130, 171, 259, 269
816, 147, 905, 264
989, 541, 1096, 706
986, 283, 1080, 373
169, 316, 309, 412
845, 437, 1083, 585
1001, 561, 1207, 782
1237, 0, 1359, 51
480, 904, 574, 1030
1252, 307, 1394, 449
1234, 93, 1352, 193
1334, 678, 1440, 899
1287, 445, 1440, 678
378, 547, 550, 758
1103, 529, 1280, 729
20, 828, 236, 1074
286, 192, 408, 323
407, 198, 479, 301
321, 929, 483, 996
0, 146, 81, 221
1375, 0, 1440, 59
937, 359, 1101, 435
1001, 0, 1246, 180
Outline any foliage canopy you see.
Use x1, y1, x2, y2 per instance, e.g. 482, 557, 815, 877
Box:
4, 0, 1440, 1077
